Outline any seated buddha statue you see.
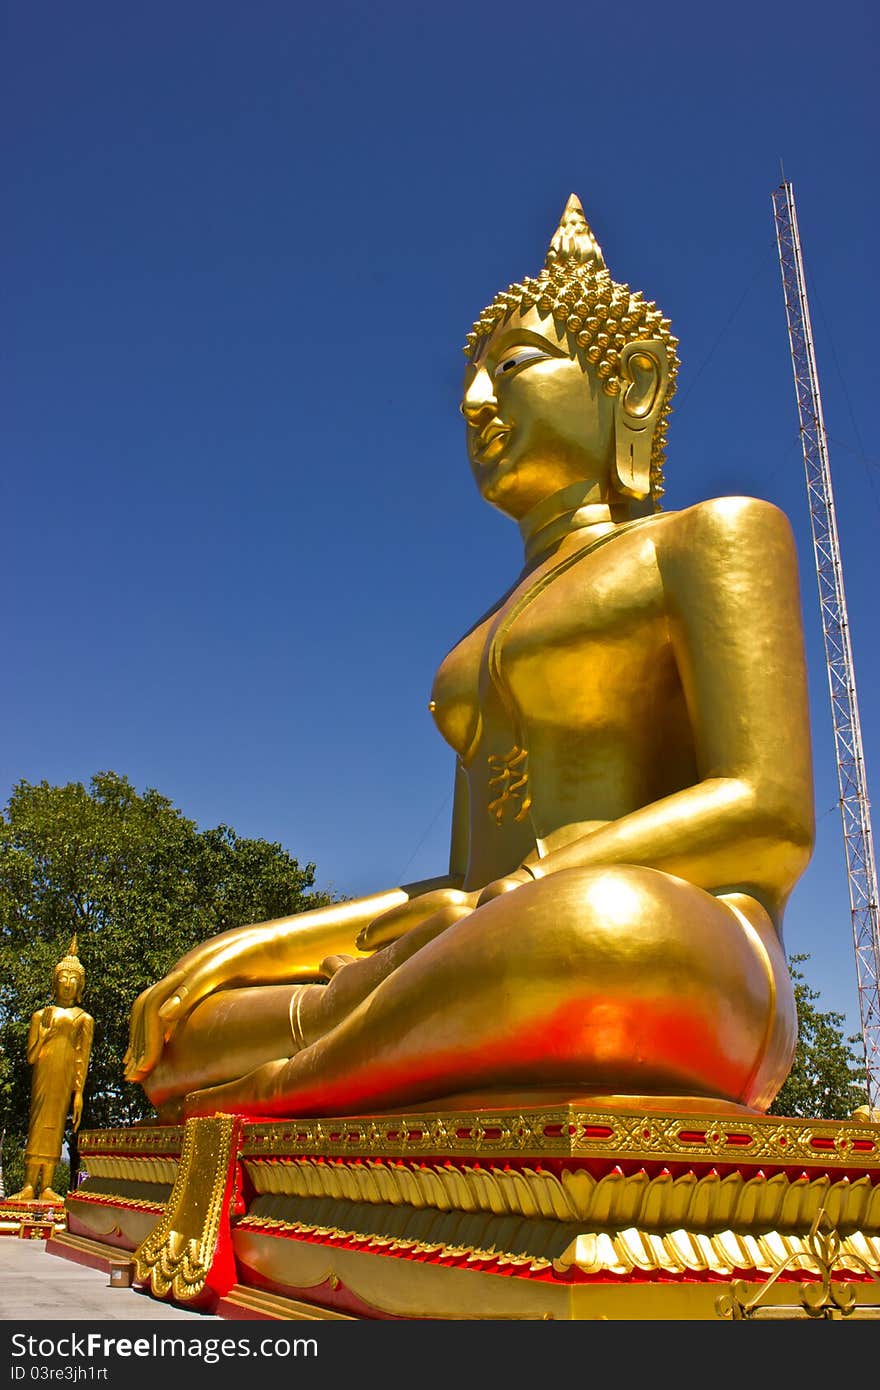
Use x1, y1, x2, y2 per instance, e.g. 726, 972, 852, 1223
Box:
125, 195, 814, 1122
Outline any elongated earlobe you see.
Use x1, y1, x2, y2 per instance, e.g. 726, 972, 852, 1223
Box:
613, 341, 668, 500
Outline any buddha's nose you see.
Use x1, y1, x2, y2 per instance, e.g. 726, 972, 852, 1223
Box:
460, 367, 497, 425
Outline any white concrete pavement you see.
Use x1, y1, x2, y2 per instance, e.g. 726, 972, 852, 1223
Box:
0, 1239, 217, 1321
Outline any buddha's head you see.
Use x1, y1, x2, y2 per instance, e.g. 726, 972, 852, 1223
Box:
53, 936, 85, 1006
461, 196, 679, 521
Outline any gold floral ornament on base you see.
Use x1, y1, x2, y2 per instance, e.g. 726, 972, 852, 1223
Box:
716, 1208, 880, 1320
133, 1114, 241, 1306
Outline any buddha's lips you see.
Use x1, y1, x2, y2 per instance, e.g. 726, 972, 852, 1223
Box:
473, 421, 511, 463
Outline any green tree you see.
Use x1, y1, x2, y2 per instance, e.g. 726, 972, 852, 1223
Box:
0, 772, 333, 1164
770, 954, 868, 1119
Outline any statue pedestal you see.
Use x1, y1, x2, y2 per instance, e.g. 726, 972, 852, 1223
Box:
0, 1197, 66, 1240
63, 1104, 880, 1320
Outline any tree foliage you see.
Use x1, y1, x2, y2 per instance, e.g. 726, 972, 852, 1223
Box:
0, 772, 334, 1147
770, 954, 868, 1119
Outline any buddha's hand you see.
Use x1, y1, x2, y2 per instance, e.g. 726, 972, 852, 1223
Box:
124, 967, 189, 1083
356, 887, 479, 953
124, 923, 257, 1081
72, 1092, 83, 1131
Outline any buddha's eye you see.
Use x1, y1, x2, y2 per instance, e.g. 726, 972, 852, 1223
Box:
493, 346, 548, 380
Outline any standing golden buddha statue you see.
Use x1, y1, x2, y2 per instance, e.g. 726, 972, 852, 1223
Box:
10, 937, 94, 1203
125, 196, 814, 1122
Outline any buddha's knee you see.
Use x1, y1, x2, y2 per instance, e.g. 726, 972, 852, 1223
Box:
496, 865, 791, 1106
513, 864, 761, 974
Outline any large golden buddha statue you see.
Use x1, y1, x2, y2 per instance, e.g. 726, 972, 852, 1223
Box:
125, 196, 814, 1122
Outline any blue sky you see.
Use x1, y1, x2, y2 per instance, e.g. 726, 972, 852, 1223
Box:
4, 1, 878, 1040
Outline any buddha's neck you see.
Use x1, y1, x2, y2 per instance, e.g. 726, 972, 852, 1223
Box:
519, 482, 616, 567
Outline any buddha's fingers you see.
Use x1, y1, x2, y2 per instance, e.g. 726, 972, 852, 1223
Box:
149, 940, 286, 1041
357, 887, 479, 953
129, 935, 284, 1080
126, 940, 233, 1080
123, 988, 150, 1078
124, 971, 186, 1081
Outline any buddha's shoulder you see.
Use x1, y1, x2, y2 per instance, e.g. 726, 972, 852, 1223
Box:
645, 496, 795, 551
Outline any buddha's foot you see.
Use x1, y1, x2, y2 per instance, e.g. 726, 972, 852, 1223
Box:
185, 1058, 290, 1119
39, 1188, 64, 1204
291, 957, 365, 1050
6, 1186, 35, 1202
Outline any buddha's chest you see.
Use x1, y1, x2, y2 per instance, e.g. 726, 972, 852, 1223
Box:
40, 1009, 81, 1051
430, 533, 668, 761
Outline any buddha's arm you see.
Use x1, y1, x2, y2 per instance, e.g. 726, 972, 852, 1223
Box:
74, 1013, 94, 1096
521, 499, 815, 914
71, 1013, 94, 1129
355, 761, 473, 951
158, 765, 468, 981
25, 1009, 48, 1065
126, 857, 466, 1081
449, 757, 470, 880
175, 878, 466, 981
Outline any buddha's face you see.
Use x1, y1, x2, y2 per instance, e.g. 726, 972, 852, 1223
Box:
53, 969, 81, 1006
461, 306, 615, 519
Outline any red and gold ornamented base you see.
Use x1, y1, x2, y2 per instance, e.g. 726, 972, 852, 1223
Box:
0, 1197, 66, 1240
57, 1103, 880, 1320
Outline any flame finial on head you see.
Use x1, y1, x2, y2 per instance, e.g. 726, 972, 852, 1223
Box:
545, 194, 606, 272
54, 933, 85, 985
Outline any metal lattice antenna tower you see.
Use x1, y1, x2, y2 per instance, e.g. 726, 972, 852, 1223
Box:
771, 179, 880, 1109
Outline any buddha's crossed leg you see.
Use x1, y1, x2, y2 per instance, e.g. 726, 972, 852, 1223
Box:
144, 900, 474, 1117
177, 865, 796, 1120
